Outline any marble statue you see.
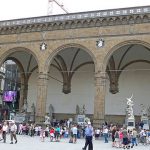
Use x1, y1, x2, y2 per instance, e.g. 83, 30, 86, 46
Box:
49, 104, 54, 121
21, 99, 28, 113
76, 104, 86, 115
31, 103, 35, 114
140, 104, 147, 117
126, 94, 135, 130
81, 104, 86, 115
44, 115, 50, 124
76, 105, 80, 115
126, 94, 134, 118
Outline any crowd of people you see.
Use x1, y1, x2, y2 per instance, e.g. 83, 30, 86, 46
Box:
0, 119, 150, 150
97, 122, 150, 149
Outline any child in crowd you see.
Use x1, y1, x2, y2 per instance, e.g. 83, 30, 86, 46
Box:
40, 127, 45, 142
50, 127, 55, 142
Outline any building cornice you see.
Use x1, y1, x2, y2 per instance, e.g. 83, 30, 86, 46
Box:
0, 5, 150, 35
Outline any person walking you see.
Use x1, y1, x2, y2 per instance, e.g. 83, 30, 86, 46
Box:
72, 124, 78, 143
131, 128, 138, 148
82, 122, 93, 150
95, 128, 100, 140
55, 125, 60, 142
10, 121, 17, 144
50, 127, 55, 142
2, 121, 8, 143
0, 124, 3, 141
40, 127, 45, 142
122, 127, 128, 149
45, 125, 49, 137
18, 123, 23, 135
103, 126, 109, 143
114, 128, 120, 147
111, 126, 117, 147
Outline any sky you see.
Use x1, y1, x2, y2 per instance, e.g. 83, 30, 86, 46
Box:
0, 0, 150, 21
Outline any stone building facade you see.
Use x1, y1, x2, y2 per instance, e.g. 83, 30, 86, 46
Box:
0, 6, 150, 126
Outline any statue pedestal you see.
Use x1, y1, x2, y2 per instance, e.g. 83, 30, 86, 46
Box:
75, 115, 85, 126
29, 114, 35, 122
141, 116, 149, 130
14, 113, 26, 123
127, 116, 135, 130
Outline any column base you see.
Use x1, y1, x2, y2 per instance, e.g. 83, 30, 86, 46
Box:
93, 118, 104, 128
35, 116, 45, 124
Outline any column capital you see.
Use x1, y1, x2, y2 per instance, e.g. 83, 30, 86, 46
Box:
94, 72, 107, 86
37, 72, 49, 86
38, 72, 49, 80
95, 70, 106, 77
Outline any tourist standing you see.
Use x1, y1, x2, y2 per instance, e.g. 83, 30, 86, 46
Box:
2, 121, 8, 143
82, 122, 93, 150
114, 128, 120, 147
40, 127, 45, 142
35, 125, 38, 136
95, 128, 100, 140
45, 125, 49, 137
122, 127, 128, 149
72, 124, 78, 143
131, 128, 138, 148
103, 126, 109, 143
111, 126, 117, 147
119, 128, 123, 148
30, 124, 35, 137
18, 123, 23, 135
50, 127, 55, 142
55, 125, 60, 142
0, 124, 3, 141
10, 121, 17, 144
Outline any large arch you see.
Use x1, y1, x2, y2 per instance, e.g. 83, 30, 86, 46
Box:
103, 40, 150, 123
103, 40, 150, 72
45, 43, 96, 120
0, 47, 39, 67
45, 43, 98, 73
0, 46, 39, 116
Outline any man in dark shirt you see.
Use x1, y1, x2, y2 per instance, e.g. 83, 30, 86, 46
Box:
0, 124, 2, 141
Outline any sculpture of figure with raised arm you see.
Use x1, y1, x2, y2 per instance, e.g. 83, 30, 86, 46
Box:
126, 94, 134, 118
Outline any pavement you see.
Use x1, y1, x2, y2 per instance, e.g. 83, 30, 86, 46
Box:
0, 135, 150, 150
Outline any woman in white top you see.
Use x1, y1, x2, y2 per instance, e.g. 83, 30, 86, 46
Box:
2, 122, 8, 143
10, 121, 17, 144
103, 126, 109, 143
72, 124, 78, 143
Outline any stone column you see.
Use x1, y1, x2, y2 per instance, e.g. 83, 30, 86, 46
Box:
19, 87, 24, 112
93, 72, 106, 128
19, 75, 27, 112
36, 73, 48, 123
19, 83, 28, 112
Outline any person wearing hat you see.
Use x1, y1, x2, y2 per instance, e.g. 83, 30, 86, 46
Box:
82, 122, 93, 150
10, 120, 17, 144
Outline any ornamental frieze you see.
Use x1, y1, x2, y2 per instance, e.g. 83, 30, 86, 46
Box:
0, 6, 150, 35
